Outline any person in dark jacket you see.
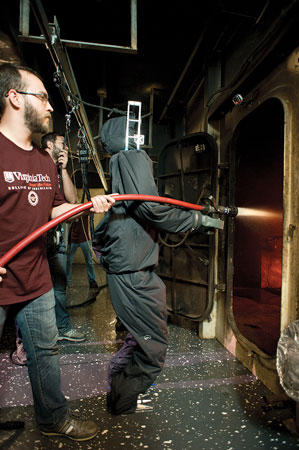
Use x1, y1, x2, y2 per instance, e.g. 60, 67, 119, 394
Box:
93, 116, 223, 415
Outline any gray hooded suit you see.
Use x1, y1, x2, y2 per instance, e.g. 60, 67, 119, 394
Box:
93, 117, 202, 414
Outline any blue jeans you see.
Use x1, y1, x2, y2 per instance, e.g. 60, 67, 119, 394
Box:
48, 242, 71, 335
0, 290, 68, 426
67, 241, 96, 285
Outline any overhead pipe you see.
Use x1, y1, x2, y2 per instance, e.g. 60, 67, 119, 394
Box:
0, 194, 237, 267
157, 25, 208, 124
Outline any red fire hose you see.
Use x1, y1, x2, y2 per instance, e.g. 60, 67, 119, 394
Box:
0, 194, 205, 267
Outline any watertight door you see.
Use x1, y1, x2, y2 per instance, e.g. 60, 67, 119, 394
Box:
157, 132, 218, 320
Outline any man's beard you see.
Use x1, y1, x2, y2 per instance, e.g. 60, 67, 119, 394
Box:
52, 144, 60, 162
24, 99, 51, 134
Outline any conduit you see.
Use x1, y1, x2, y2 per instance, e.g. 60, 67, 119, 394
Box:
0, 194, 205, 267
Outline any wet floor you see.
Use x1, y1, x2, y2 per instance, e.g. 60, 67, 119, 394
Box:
1, 263, 299, 450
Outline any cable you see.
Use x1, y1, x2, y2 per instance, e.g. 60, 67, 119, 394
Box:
158, 231, 190, 248
60, 84, 126, 114
0, 195, 206, 267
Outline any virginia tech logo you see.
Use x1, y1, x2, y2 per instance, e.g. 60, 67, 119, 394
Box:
28, 190, 39, 206
3, 171, 51, 183
3, 171, 14, 183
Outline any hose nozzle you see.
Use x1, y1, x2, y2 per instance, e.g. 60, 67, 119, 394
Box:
216, 205, 238, 217
201, 204, 238, 217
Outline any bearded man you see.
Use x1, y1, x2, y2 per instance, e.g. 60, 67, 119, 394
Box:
0, 63, 115, 441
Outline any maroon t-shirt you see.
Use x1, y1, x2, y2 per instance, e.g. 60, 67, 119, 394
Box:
0, 133, 65, 305
70, 215, 90, 243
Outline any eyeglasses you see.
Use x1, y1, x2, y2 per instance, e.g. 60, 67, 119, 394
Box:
16, 90, 49, 105
5, 90, 49, 105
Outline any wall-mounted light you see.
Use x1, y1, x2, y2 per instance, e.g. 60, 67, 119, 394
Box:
232, 94, 244, 106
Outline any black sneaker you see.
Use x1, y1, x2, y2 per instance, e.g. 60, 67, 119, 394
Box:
89, 281, 99, 289
57, 329, 86, 342
40, 417, 98, 442
106, 391, 151, 415
115, 317, 127, 332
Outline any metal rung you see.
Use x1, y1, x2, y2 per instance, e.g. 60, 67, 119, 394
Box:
129, 101, 142, 106
125, 101, 143, 150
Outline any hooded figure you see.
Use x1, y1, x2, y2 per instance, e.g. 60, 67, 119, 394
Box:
93, 116, 222, 415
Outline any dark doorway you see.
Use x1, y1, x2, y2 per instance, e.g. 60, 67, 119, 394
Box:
232, 98, 284, 356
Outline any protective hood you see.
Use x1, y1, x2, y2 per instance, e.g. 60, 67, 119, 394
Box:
109, 149, 157, 198
100, 116, 136, 155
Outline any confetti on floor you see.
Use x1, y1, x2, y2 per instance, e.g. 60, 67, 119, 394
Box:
1, 264, 299, 449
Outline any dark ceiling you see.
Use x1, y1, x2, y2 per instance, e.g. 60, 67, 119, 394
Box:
2, 0, 275, 125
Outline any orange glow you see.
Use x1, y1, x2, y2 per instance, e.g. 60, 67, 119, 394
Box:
237, 208, 282, 219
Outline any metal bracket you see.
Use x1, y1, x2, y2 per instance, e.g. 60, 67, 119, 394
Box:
287, 224, 296, 242
19, 0, 138, 54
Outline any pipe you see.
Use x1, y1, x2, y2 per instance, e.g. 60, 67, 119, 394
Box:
0, 194, 234, 267
157, 29, 206, 124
